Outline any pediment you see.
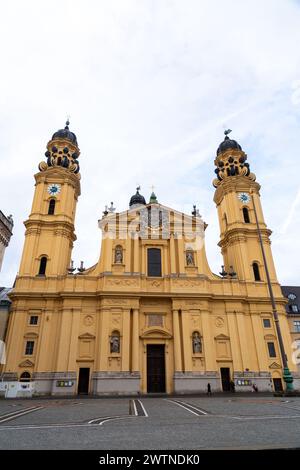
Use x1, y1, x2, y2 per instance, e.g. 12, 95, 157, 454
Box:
141, 328, 173, 339
101, 203, 205, 228
24, 332, 39, 339
19, 359, 34, 367
264, 334, 276, 340
78, 332, 95, 340
215, 334, 230, 340
269, 362, 281, 369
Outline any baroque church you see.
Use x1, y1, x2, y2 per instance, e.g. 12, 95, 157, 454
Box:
3, 122, 298, 395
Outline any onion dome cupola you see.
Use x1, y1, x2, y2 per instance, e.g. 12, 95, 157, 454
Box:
216, 129, 242, 155
38, 120, 81, 177
213, 129, 256, 188
129, 186, 146, 208
149, 190, 158, 204
51, 120, 78, 145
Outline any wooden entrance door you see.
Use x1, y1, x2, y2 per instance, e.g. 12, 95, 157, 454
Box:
220, 367, 231, 391
78, 368, 90, 394
273, 378, 283, 392
147, 345, 166, 393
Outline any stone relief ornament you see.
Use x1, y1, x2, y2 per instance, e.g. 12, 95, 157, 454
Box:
112, 317, 121, 326
215, 317, 225, 328
106, 279, 139, 287
83, 315, 94, 326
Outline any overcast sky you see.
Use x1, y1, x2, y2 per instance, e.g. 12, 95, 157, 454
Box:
0, 0, 300, 287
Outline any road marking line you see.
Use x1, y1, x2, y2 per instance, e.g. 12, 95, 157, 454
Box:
0, 406, 40, 420
175, 400, 208, 415
0, 423, 101, 431
88, 415, 114, 424
231, 415, 300, 421
99, 416, 137, 426
137, 399, 148, 417
0, 406, 44, 424
132, 400, 138, 416
165, 399, 200, 416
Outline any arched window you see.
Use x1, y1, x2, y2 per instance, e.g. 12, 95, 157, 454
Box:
20, 372, 31, 382
110, 331, 120, 353
38, 256, 47, 275
253, 262, 261, 281
243, 207, 250, 223
147, 248, 161, 277
48, 199, 56, 215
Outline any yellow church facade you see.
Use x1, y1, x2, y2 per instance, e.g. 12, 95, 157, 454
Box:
3, 123, 298, 395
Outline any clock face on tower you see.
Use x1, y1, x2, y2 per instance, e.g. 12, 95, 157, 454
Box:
238, 192, 251, 204
47, 184, 61, 196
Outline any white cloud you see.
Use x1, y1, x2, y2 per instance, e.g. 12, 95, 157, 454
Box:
0, 0, 300, 286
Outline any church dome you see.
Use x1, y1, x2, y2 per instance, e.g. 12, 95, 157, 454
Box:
217, 135, 242, 155
129, 188, 146, 207
52, 120, 78, 145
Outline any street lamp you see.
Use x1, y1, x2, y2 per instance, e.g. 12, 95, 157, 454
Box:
250, 190, 293, 393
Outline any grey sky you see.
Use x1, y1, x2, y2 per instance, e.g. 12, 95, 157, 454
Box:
0, 0, 299, 286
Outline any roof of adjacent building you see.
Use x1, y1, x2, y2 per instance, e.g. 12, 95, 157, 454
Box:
281, 286, 300, 314
0, 287, 12, 307
0, 211, 13, 233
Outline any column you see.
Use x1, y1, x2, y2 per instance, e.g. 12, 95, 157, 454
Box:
131, 308, 140, 372
227, 311, 243, 371
170, 234, 176, 275
181, 310, 192, 371
201, 310, 216, 371
236, 311, 251, 371
177, 237, 185, 274
122, 309, 131, 371
124, 234, 131, 273
104, 237, 113, 272
172, 309, 182, 371
133, 234, 139, 274
250, 312, 268, 371
36, 310, 53, 371
99, 309, 109, 370
55, 310, 73, 371
67, 309, 81, 371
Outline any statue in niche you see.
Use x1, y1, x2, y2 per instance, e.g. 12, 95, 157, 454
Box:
192, 332, 202, 354
115, 246, 123, 264
110, 333, 120, 353
186, 251, 195, 266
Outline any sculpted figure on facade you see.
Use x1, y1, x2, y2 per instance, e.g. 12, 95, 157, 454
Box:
186, 251, 195, 266
115, 245, 123, 264
110, 332, 120, 353
192, 332, 202, 353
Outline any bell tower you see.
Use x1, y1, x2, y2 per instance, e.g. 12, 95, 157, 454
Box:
213, 130, 277, 283
18, 121, 81, 277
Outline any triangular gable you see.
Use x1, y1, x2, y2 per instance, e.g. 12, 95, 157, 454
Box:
78, 332, 95, 339
19, 359, 34, 367
215, 334, 230, 340
269, 362, 281, 369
